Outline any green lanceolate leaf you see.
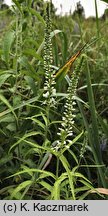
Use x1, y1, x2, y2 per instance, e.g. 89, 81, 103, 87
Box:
18, 56, 36, 79
55, 43, 86, 81
0, 94, 18, 121
10, 180, 32, 199
55, 38, 98, 81
3, 31, 15, 67
0, 73, 12, 87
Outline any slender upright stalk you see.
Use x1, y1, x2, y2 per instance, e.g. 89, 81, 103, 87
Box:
94, 0, 100, 38
15, 11, 19, 91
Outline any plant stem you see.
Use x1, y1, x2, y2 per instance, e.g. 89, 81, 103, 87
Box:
94, 0, 100, 38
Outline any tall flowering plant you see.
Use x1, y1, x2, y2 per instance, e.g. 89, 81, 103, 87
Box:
43, 3, 56, 107
53, 57, 84, 152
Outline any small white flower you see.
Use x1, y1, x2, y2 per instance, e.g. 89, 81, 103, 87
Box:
72, 108, 75, 111
56, 140, 60, 145
42, 101, 46, 105
58, 127, 64, 131
54, 145, 60, 151
65, 145, 70, 149
64, 104, 68, 108
44, 86, 48, 91
65, 114, 69, 118
69, 126, 72, 130
72, 96, 76, 100
52, 88, 56, 96
57, 132, 61, 136
72, 101, 76, 105
43, 92, 49, 98
50, 97, 56, 104
67, 140, 72, 144
67, 132, 73, 136
62, 116, 66, 121
61, 123, 66, 127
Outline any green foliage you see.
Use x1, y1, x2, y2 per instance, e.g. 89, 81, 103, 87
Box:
101, 0, 108, 3
0, 0, 108, 200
